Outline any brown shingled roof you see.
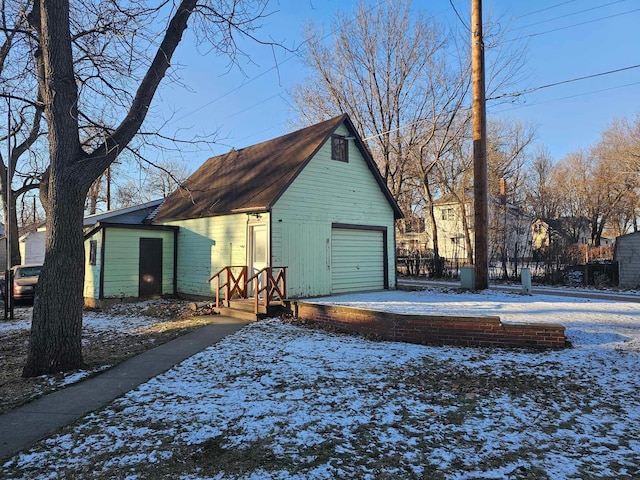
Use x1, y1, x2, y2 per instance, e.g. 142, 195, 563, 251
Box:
154, 114, 402, 222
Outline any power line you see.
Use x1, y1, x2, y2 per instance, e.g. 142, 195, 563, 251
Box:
173, 0, 390, 123
356, 66, 640, 143
213, 4, 640, 123
489, 81, 640, 114
517, 0, 577, 19
488, 64, 640, 101
224, 92, 284, 120
170, 3, 638, 152
513, 0, 628, 30
501, 7, 640, 43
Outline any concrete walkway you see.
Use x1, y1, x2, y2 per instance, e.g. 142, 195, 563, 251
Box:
0, 316, 249, 462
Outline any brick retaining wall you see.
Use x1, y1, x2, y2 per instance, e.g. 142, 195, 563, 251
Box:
292, 302, 566, 349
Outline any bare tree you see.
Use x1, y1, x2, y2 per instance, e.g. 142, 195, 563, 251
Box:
291, 0, 529, 278
434, 119, 534, 267
291, 0, 451, 212
0, 1, 46, 266
19, 0, 279, 376
107, 158, 190, 209
143, 158, 190, 199
594, 115, 640, 236
555, 144, 636, 247
524, 147, 561, 220
600, 114, 640, 176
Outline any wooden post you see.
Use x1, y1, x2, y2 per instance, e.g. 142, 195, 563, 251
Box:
106, 166, 111, 211
472, 0, 489, 290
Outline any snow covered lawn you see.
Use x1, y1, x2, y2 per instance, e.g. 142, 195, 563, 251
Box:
3, 288, 640, 479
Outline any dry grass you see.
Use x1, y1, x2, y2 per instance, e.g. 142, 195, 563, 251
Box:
0, 301, 218, 415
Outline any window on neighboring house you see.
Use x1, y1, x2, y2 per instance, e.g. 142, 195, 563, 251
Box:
441, 207, 455, 221
89, 240, 97, 266
331, 135, 348, 162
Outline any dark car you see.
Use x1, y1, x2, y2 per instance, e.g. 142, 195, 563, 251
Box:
11, 264, 43, 303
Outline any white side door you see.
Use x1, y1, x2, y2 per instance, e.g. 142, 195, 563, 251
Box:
248, 224, 268, 296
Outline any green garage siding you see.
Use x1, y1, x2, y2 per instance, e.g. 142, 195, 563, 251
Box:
331, 228, 384, 293
272, 221, 331, 298
152, 115, 401, 300
271, 123, 396, 297
163, 214, 253, 297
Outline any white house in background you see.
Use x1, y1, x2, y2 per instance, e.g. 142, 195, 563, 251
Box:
432, 193, 532, 265
615, 231, 640, 288
19, 226, 46, 265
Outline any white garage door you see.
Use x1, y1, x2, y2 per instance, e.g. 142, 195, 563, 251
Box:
331, 228, 385, 294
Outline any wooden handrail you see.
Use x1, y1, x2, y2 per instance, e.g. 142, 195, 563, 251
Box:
207, 265, 246, 283
207, 265, 287, 313
250, 266, 287, 314
207, 266, 248, 307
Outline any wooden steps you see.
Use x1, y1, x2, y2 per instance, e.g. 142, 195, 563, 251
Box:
216, 298, 289, 321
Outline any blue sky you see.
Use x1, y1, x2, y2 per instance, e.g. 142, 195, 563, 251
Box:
150, 0, 640, 173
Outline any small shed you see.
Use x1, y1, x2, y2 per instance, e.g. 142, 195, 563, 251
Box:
80, 199, 173, 307
83, 222, 177, 307
615, 231, 640, 288
154, 114, 403, 299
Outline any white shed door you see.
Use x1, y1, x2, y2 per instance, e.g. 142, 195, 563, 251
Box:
331, 228, 384, 294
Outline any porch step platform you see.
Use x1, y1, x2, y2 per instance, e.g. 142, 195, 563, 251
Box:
216, 298, 290, 321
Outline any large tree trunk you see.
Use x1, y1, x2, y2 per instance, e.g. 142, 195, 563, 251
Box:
23, 0, 85, 375
23, 0, 197, 376
23, 181, 86, 374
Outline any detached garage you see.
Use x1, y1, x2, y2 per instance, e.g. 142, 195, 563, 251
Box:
154, 114, 403, 300
331, 225, 387, 294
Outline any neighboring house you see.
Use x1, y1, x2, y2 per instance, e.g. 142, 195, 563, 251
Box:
18, 199, 166, 274
19, 226, 46, 265
1, 223, 43, 270
531, 217, 591, 251
431, 193, 532, 265
153, 114, 402, 300
396, 216, 429, 253
614, 231, 640, 288
82, 199, 176, 306
432, 193, 473, 262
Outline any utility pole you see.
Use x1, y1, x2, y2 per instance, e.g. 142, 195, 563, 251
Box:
4, 93, 13, 319
471, 0, 489, 290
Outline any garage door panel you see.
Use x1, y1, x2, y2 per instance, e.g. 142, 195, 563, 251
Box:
331, 228, 385, 293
